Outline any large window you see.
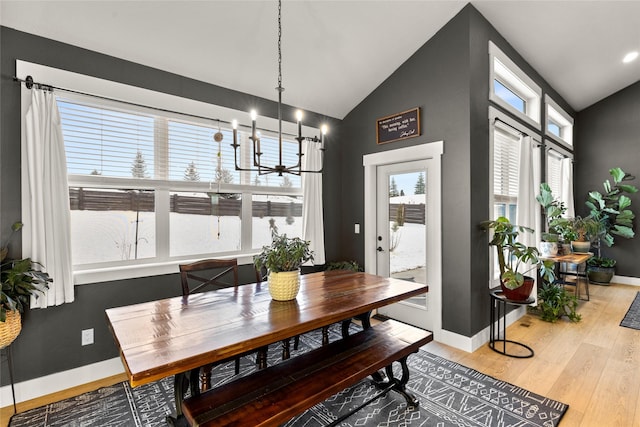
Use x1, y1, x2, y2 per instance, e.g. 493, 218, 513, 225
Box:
58, 97, 304, 276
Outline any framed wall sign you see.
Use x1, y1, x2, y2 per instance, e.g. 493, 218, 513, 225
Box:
376, 107, 421, 145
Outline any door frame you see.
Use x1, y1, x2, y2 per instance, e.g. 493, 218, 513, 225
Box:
363, 141, 443, 336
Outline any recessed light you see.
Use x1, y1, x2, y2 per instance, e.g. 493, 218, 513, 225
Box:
623, 51, 638, 63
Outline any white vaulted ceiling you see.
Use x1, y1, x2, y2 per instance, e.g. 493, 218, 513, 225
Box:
2, 1, 639, 119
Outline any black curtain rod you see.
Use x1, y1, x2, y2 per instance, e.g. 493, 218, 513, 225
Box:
13, 75, 298, 138
493, 117, 529, 138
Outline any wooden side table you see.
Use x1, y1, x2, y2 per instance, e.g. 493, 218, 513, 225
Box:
543, 252, 592, 301
489, 287, 534, 358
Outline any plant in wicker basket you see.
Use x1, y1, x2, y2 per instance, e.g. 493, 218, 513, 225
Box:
254, 231, 313, 301
1, 221, 50, 348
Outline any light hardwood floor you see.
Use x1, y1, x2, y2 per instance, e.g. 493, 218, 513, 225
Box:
1, 282, 638, 427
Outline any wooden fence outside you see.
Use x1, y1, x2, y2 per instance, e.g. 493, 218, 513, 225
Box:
69, 188, 302, 217
389, 203, 425, 225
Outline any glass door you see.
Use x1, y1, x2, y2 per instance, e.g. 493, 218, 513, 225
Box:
376, 161, 431, 329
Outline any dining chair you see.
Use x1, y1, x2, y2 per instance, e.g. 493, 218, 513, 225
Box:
180, 258, 265, 393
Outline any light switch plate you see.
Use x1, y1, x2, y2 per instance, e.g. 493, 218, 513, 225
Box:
81, 328, 94, 346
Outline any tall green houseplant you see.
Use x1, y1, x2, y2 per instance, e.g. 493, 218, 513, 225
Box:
586, 167, 638, 250
585, 167, 638, 283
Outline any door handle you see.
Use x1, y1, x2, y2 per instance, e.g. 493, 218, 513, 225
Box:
377, 246, 384, 252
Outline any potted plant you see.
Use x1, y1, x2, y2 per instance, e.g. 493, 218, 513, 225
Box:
536, 183, 570, 255
254, 231, 313, 301
1, 221, 50, 348
568, 216, 599, 253
534, 282, 581, 323
482, 217, 555, 301
585, 167, 638, 284
586, 256, 616, 284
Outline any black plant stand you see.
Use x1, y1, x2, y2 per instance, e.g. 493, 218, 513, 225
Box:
489, 287, 534, 358
1, 344, 18, 413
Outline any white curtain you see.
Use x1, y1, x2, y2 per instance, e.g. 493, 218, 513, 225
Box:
24, 89, 74, 307
560, 157, 575, 218
516, 135, 541, 300
301, 141, 326, 265
516, 135, 537, 247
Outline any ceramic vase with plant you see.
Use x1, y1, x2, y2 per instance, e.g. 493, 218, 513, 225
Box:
482, 217, 555, 301
1, 221, 50, 348
585, 167, 638, 283
254, 232, 313, 301
536, 183, 569, 255
568, 216, 599, 253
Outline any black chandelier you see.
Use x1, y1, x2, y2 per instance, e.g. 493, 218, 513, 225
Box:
230, 0, 327, 177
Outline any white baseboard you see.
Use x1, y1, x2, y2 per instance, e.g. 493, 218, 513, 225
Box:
612, 275, 640, 286
1, 357, 125, 406
432, 306, 526, 353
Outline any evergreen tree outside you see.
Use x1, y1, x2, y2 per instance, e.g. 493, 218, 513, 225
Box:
389, 177, 399, 197
131, 150, 149, 178
184, 161, 200, 181
414, 172, 425, 194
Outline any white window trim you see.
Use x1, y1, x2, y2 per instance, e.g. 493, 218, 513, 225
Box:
489, 42, 542, 130
545, 95, 574, 147
17, 60, 316, 285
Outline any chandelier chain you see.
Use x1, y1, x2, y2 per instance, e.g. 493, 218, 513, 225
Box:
277, 0, 282, 90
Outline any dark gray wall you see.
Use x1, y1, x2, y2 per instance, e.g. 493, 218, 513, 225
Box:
335, 4, 576, 337
0, 26, 339, 386
575, 81, 640, 276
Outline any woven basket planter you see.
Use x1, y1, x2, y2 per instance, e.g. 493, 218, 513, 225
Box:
268, 270, 301, 301
0, 310, 22, 349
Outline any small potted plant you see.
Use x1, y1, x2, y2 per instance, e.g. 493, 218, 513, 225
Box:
254, 231, 313, 301
1, 221, 50, 348
568, 216, 599, 253
536, 183, 565, 255
482, 217, 555, 301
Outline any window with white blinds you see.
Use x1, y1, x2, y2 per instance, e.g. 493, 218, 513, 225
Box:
56, 96, 304, 275
58, 100, 155, 178
546, 149, 563, 198
493, 125, 520, 207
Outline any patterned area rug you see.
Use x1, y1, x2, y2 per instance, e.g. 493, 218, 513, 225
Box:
620, 291, 640, 330
9, 324, 568, 427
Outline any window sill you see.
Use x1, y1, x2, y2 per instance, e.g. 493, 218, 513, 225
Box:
73, 254, 257, 285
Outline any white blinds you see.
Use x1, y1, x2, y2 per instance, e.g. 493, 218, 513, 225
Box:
546, 149, 563, 198
57, 99, 155, 178
493, 125, 520, 201
56, 97, 302, 188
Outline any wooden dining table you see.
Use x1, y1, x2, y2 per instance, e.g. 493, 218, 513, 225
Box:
105, 270, 429, 422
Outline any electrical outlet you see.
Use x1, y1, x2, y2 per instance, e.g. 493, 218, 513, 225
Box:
81, 328, 94, 346
354, 223, 360, 234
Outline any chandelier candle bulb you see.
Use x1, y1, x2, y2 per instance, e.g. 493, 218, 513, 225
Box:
296, 110, 303, 139
321, 125, 327, 149
250, 110, 257, 141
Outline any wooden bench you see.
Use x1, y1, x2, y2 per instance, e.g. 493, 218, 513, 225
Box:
182, 319, 433, 427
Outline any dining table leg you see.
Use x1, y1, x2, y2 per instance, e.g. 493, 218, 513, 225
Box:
166, 372, 189, 426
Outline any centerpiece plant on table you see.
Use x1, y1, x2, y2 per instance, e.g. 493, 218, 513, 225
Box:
482, 217, 555, 301
254, 231, 313, 301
